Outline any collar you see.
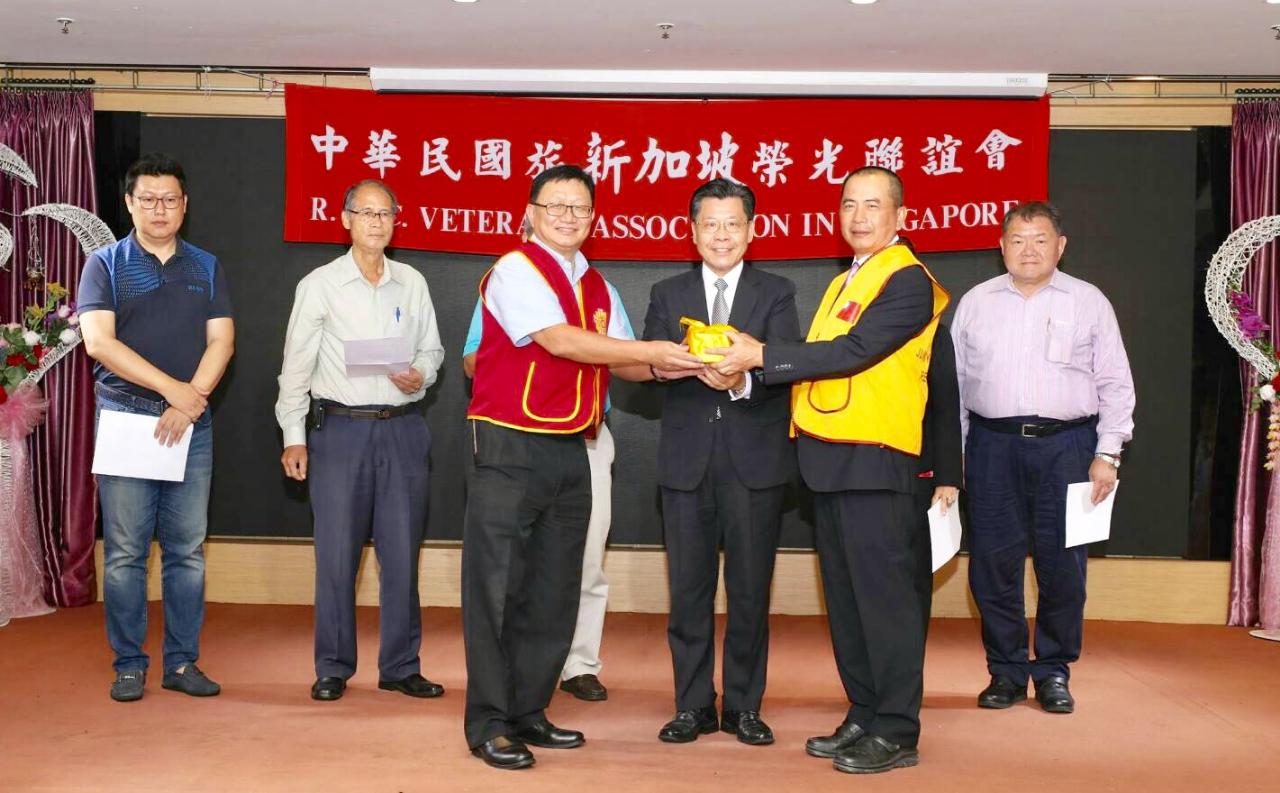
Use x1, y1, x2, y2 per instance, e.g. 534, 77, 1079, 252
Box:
531, 234, 589, 283
128, 230, 188, 264
338, 248, 396, 287
701, 261, 744, 290
994, 267, 1067, 295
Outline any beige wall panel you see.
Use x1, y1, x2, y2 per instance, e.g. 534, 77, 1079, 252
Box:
93, 541, 1229, 624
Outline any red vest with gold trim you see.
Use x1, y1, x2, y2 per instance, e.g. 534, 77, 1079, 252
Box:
467, 242, 610, 436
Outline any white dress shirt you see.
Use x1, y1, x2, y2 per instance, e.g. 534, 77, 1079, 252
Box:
483, 235, 633, 345
701, 261, 753, 400
275, 250, 445, 448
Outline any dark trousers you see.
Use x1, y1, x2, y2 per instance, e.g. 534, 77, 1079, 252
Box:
965, 419, 1093, 686
308, 411, 430, 681
462, 421, 591, 749
912, 481, 938, 636
814, 489, 927, 748
661, 422, 783, 713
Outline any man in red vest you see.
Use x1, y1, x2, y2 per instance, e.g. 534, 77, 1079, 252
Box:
463, 164, 702, 770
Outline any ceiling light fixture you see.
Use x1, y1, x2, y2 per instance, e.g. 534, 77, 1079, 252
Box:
849, 0, 879, 5
369, 67, 1047, 97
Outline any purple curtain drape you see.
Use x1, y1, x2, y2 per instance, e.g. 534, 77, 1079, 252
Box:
1229, 101, 1280, 629
0, 90, 99, 608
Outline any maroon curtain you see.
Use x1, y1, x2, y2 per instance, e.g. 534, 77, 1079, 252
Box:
0, 90, 99, 607
1228, 101, 1280, 628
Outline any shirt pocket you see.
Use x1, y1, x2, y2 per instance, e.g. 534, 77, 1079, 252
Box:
1046, 319, 1093, 372
1045, 319, 1076, 364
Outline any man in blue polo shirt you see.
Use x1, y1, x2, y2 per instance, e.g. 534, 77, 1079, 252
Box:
461, 276, 633, 704
77, 153, 235, 702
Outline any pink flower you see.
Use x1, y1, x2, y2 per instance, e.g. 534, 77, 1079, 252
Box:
1230, 290, 1254, 310
56, 304, 72, 319
67, 314, 79, 328
0, 337, 8, 349
1240, 311, 1270, 341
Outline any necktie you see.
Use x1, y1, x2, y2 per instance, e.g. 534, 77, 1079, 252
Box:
712, 278, 729, 325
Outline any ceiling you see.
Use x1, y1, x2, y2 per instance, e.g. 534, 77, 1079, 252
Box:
3, 0, 1280, 78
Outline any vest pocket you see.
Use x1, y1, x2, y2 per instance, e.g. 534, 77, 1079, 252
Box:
806, 377, 852, 414
521, 361, 584, 422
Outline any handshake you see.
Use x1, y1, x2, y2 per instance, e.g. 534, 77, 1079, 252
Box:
652, 318, 765, 391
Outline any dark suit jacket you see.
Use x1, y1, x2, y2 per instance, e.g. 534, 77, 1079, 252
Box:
920, 323, 962, 489
643, 264, 802, 491
761, 266, 934, 494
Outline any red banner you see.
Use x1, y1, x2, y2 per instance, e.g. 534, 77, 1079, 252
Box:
284, 85, 1048, 261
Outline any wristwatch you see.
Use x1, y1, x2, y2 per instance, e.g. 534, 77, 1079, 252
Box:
1094, 452, 1121, 469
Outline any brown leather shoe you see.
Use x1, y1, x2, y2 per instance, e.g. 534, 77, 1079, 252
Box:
559, 673, 608, 701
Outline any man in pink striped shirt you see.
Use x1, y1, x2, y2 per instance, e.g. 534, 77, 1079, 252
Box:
952, 201, 1135, 715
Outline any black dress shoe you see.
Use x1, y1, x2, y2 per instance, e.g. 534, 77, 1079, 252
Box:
514, 719, 585, 749
833, 735, 919, 775
658, 706, 719, 743
805, 720, 867, 758
977, 675, 1027, 709
559, 673, 608, 701
378, 673, 444, 698
471, 736, 535, 770
311, 677, 346, 701
1035, 676, 1075, 714
721, 709, 774, 745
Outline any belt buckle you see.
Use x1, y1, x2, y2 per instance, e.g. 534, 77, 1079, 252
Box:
1020, 423, 1036, 438
377, 408, 391, 419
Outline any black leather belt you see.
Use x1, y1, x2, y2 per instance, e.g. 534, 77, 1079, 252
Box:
971, 414, 1095, 438
317, 401, 417, 420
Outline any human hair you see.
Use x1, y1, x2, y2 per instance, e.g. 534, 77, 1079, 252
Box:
529, 164, 595, 205
343, 179, 398, 212
841, 166, 904, 208
124, 153, 187, 196
1002, 201, 1065, 236
689, 178, 756, 221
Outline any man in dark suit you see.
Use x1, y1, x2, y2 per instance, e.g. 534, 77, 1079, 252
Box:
712, 167, 948, 775
643, 178, 801, 746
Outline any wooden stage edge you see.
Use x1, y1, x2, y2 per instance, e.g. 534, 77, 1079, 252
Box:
93, 540, 1230, 625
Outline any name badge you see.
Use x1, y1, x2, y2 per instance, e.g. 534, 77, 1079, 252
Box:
836, 300, 862, 323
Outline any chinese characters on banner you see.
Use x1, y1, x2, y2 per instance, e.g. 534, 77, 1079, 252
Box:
284, 85, 1050, 260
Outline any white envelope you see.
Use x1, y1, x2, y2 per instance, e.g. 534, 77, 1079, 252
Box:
343, 335, 413, 377
928, 499, 963, 572
1064, 481, 1119, 548
91, 410, 192, 482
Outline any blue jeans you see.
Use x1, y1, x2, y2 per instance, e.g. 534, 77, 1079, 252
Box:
96, 387, 213, 673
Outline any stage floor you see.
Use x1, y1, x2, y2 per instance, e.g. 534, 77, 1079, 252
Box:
1, 605, 1276, 792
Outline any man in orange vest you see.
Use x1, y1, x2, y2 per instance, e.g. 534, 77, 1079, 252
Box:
463, 164, 702, 770
712, 166, 948, 775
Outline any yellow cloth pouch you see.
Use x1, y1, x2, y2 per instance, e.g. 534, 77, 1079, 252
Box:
680, 317, 737, 363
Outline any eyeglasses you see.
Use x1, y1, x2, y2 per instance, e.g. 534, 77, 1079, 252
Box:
531, 202, 593, 219
132, 194, 183, 210
345, 207, 397, 223
697, 218, 748, 234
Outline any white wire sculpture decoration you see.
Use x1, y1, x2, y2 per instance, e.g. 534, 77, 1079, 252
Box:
0, 143, 39, 189
22, 203, 117, 256
1205, 214, 1280, 382
0, 223, 12, 271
